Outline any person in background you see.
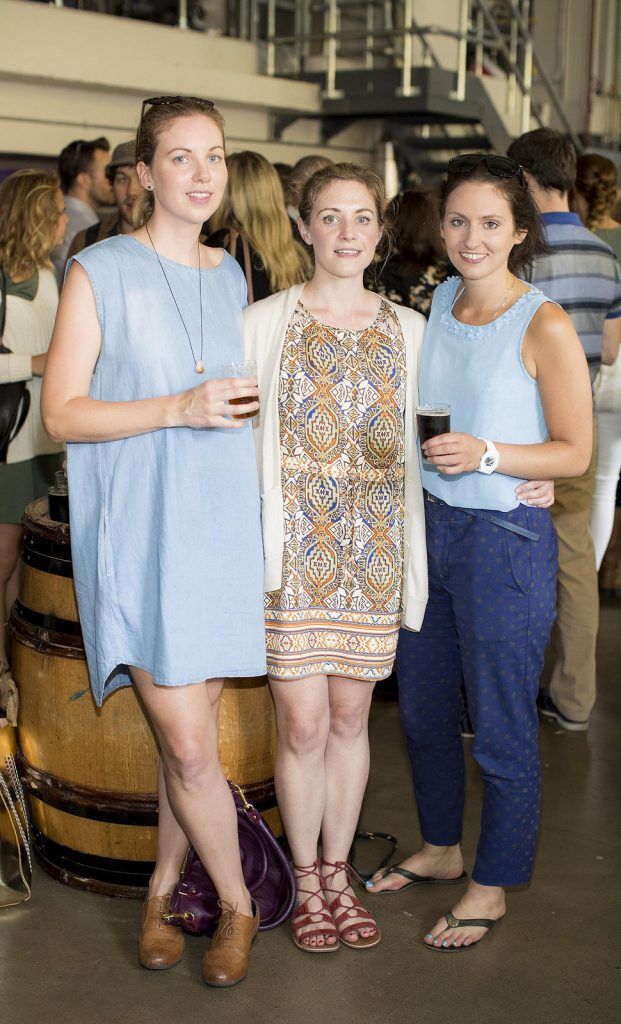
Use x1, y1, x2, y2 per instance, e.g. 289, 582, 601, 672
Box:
507, 128, 621, 732
207, 150, 310, 301
67, 140, 142, 259
42, 96, 266, 989
574, 153, 621, 260
573, 153, 621, 570
0, 170, 67, 700
370, 187, 451, 316
51, 136, 112, 281
273, 161, 292, 196
369, 152, 592, 952
285, 154, 333, 243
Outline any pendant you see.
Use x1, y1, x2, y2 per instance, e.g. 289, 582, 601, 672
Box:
195, 360, 205, 374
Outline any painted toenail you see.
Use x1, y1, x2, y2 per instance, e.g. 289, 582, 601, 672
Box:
424, 934, 433, 940
442, 940, 450, 947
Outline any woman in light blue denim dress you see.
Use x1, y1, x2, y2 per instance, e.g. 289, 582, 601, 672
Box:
66, 235, 264, 702
42, 98, 265, 987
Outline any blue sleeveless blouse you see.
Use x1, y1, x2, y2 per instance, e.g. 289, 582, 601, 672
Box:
419, 276, 552, 512
67, 236, 266, 705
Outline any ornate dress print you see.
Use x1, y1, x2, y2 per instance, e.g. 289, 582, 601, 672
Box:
264, 300, 406, 680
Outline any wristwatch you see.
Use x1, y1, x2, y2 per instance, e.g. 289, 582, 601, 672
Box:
477, 438, 499, 474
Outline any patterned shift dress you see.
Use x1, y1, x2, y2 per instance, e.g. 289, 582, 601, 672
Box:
264, 299, 406, 681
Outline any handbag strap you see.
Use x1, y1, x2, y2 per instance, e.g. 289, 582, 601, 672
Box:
2, 755, 31, 868
0, 266, 6, 341
7, 390, 31, 446
348, 830, 398, 882
229, 780, 251, 809
228, 230, 255, 305
0, 770, 32, 905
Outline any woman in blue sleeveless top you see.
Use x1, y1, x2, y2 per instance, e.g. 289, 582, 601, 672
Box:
368, 155, 593, 950
42, 98, 265, 987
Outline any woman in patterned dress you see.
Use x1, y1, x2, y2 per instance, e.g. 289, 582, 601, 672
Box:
244, 163, 428, 953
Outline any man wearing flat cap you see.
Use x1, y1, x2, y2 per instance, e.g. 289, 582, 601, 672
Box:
67, 140, 142, 264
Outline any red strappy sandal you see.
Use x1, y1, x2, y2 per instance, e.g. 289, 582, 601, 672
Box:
291, 860, 339, 954
321, 858, 381, 950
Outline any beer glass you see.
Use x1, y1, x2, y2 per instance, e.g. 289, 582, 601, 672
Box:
221, 360, 259, 420
416, 404, 451, 459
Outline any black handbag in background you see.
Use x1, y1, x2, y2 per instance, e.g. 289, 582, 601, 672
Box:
0, 267, 31, 464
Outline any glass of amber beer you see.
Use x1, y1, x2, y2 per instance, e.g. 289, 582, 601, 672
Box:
221, 360, 259, 419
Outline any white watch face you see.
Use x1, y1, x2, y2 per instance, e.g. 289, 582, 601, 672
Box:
478, 441, 498, 473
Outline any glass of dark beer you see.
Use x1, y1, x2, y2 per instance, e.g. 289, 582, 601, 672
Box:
221, 360, 259, 419
416, 404, 451, 460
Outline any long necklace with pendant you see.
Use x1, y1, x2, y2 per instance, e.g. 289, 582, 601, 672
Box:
145, 223, 205, 374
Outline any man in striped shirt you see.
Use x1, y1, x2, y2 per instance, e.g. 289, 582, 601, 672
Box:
508, 128, 621, 732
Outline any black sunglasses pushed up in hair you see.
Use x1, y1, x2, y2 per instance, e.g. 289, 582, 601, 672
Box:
136, 95, 215, 155
448, 154, 526, 188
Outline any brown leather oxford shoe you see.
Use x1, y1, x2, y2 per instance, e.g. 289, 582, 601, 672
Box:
139, 893, 185, 970
202, 900, 260, 987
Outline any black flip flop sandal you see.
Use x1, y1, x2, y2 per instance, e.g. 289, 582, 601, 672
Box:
368, 866, 468, 893
424, 911, 503, 952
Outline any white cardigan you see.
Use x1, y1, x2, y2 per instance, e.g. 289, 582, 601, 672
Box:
243, 284, 428, 631
0, 269, 64, 465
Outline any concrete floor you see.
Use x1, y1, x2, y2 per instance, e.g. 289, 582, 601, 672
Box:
1, 595, 619, 1024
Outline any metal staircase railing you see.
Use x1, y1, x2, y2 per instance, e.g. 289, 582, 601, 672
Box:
244, 0, 580, 148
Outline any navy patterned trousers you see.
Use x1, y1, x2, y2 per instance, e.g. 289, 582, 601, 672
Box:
396, 492, 558, 887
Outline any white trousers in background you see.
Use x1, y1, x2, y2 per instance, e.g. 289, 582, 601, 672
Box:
591, 409, 621, 569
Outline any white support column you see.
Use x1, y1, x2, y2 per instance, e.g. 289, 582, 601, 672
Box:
508, 13, 518, 114
266, 0, 276, 77
449, 0, 469, 102
396, 0, 420, 98
322, 0, 344, 99
177, 0, 188, 31
384, 141, 399, 199
521, 0, 533, 135
365, 2, 375, 70
475, 7, 485, 76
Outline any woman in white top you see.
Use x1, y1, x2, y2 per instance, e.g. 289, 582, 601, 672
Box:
245, 163, 428, 953
0, 170, 67, 692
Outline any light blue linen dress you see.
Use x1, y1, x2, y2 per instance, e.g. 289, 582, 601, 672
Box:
67, 235, 266, 706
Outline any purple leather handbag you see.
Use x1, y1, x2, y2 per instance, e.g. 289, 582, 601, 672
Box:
166, 783, 295, 936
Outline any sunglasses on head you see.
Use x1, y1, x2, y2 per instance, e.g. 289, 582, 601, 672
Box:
136, 95, 215, 155
448, 154, 526, 188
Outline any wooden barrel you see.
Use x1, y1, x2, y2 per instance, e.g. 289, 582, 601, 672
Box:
11, 498, 279, 898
